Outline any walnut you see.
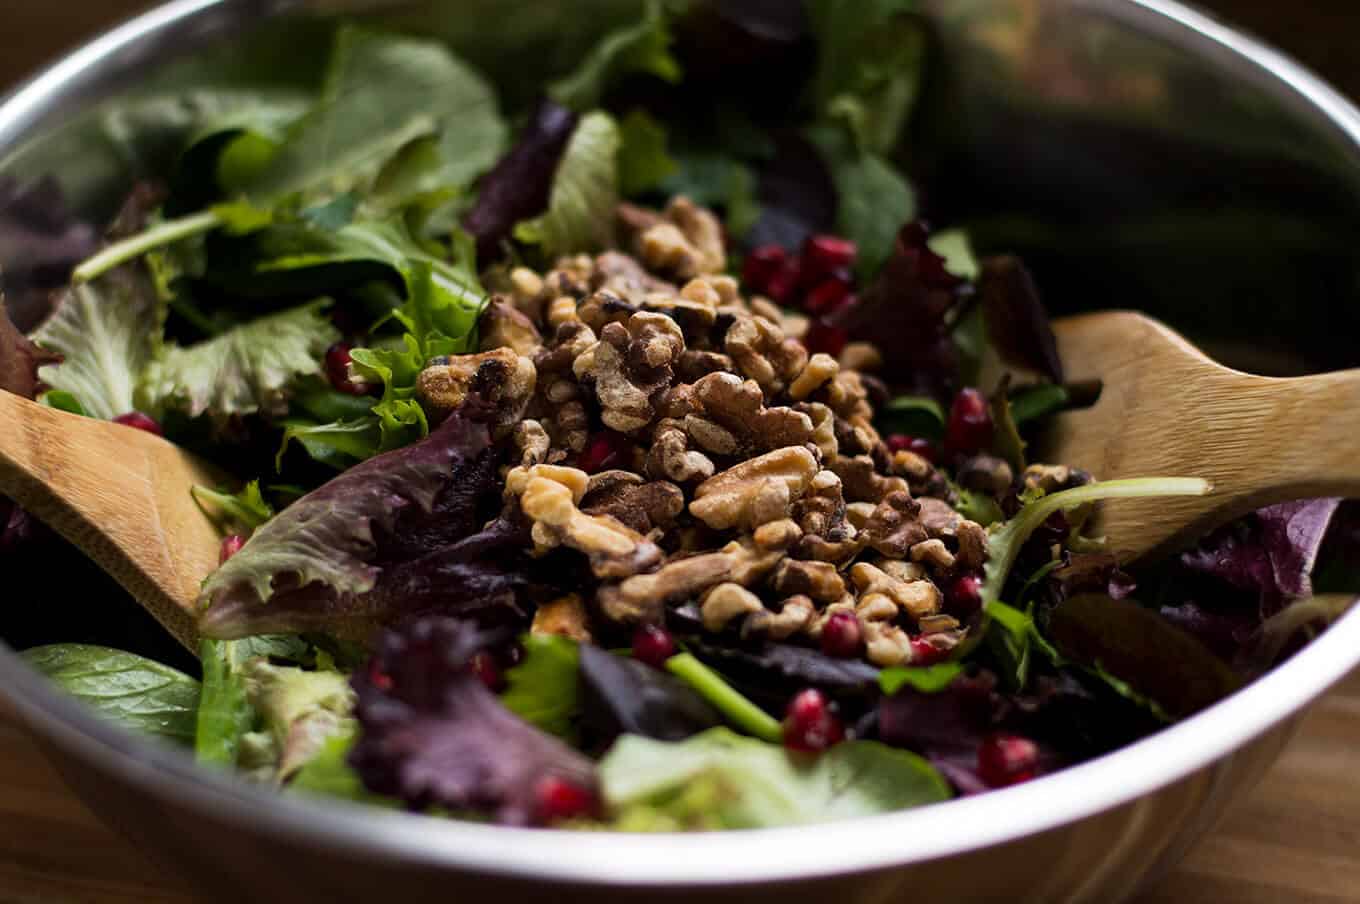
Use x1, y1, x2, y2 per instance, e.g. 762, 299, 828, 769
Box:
859, 491, 927, 558
827, 454, 908, 504
839, 341, 882, 372
789, 354, 839, 401
856, 593, 899, 623
582, 472, 685, 535
508, 266, 546, 317
955, 519, 989, 571
724, 314, 808, 396
743, 595, 815, 640
677, 349, 736, 382
531, 594, 593, 643
576, 290, 639, 334
849, 562, 941, 619
791, 470, 862, 563
919, 613, 961, 635
890, 450, 934, 483
593, 250, 676, 300
819, 369, 874, 421
549, 399, 589, 454
542, 255, 595, 300
535, 321, 597, 376
862, 621, 913, 667
1023, 463, 1094, 494
417, 348, 536, 437
957, 454, 1015, 497
515, 466, 662, 580
795, 402, 839, 459
845, 501, 877, 530
479, 298, 542, 356
701, 583, 764, 632
683, 372, 814, 457
597, 534, 791, 624
636, 293, 719, 342
771, 558, 845, 604
546, 296, 581, 328
647, 419, 716, 485
880, 559, 928, 583
911, 538, 957, 572
629, 196, 725, 279
806, 598, 857, 641
575, 312, 685, 433
690, 446, 819, 531
512, 419, 550, 469
918, 497, 963, 538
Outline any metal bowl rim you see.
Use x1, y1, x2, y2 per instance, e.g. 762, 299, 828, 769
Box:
2, 0, 1359, 886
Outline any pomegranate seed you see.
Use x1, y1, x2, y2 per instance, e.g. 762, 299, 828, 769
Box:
945, 387, 992, 455
741, 244, 787, 296
803, 318, 849, 358
886, 434, 939, 463
535, 775, 598, 823
764, 258, 803, 305
367, 660, 393, 692
820, 611, 863, 658
783, 688, 845, 752
803, 276, 852, 315
910, 637, 950, 665
219, 534, 246, 564
577, 431, 630, 474
325, 343, 368, 396
800, 235, 857, 284
947, 573, 983, 615
977, 733, 1040, 787
632, 624, 677, 668
112, 411, 162, 436
469, 651, 504, 691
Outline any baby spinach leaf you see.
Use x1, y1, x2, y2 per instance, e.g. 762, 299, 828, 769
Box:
548, 0, 681, 112
878, 394, 945, 439
192, 480, 275, 535
289, 729, 398, 806
20, 644, 200, 745
807, 123, 916, 279
617, 109, 679, 197
514, 112, 621, 260
277, 417, 383, 469
1010, 384, 1071, 425
599, 728, 950, 830
500, 634, 581, 741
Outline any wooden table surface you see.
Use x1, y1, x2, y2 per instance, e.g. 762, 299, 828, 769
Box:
4, 1, 1360, 902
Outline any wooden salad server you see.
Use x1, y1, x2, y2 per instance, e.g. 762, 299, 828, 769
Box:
0, 390, 220, 649
1039, 311, 1360, 562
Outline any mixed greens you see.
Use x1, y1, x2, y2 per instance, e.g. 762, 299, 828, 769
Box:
1, 2, 1356, 831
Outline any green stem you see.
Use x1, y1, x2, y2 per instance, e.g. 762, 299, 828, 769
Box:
666, 653, 784, 744
73, 209, 222, 283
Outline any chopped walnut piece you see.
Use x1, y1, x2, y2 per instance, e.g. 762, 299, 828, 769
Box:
918, 613, 961, 635
918, 497, 963, 538
789, 354, 839, 401
647, 419, 716, 485
724, 314, 808, 397
771, 558, 845, 604
594, 250, 676, 300
685, 372, 814, 457
546, 296, 582, 328
856, 593, 899, 623
845, 501, 877, 530
479, 298, 543, 355
862, 621, 913, 667
581, 472, 685, 535
628, 196, 725, 279
417, 348, 536, 437
576, 290, 639, 334
806, 598, 857, 641
690, 446, 819, 531
827, 454, 908, 504
512, 419, 550, 469
860, 491, 927, 558
791, 470, 862, 563
752, 518, 803, 551
700, 583, 765, 632
849, 562, 942, 619
515, 467, 662, 580
880, 559, 928, 583
531, 594, 593, 643
508, 267, 545, 317
677, 349, 736, 382
955, 519, 989, 571
743, 595, 816, 640
597, 535, 790, 624
795, 402, 839, 459
820, 369, 874, 421
839, 342, 882, 372
575, 312, 684, 433
957, 454, 1015, 497
890, 450, 934, 483
911, 538, 957, 572
1023, 463, 1094, 494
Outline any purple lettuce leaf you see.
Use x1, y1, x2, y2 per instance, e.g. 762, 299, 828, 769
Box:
578, 643, 723, 753
978, 255, 1063, 384
198, 409, 529, 640
1, 300, 60, 554
0, 176, 98, 332
349, 616, 597, 824
461, 100, 579, 262
744, 132, 836, 251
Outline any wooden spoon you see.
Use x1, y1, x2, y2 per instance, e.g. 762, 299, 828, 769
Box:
0, 390, 221, 649
1039, 311, 1360, 562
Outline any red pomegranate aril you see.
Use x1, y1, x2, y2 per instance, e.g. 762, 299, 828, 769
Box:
741, 244, 788, 296
578, 430, 629, 474
886, 434, 939, 463
325, 343, 368, 396
367, 660, 393, 692
783, 688, 846, 752
111, 411, 162, 436
803, 276, 852, 316
469, 651, 504, 692
632, 624, 677, 668
535, 775, 598, 823
977, 733, 1040, 788
803, 319, 849, 358
947, 573, 983, 615
800, 235, 857, 284
910, 637, 949, 666
820, 611, 863, 658
764, 258, 803, 305
945, 387, 993, 455
219, 534, 246, 564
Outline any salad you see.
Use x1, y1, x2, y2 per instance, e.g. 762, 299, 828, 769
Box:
1, 2, 1354, 830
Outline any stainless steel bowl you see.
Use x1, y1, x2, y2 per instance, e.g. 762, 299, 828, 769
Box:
3, 2, 1360, 901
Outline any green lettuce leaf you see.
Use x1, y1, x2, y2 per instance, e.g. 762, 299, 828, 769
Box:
20, 644, 200, 745
195, 635, 309, 767
878, 662, 963, 695
514, 111, 621, 259
617, 109, 679, 197
289, 728, 398, 806
241, 659, 356, 781
31, 265, 163, 421
140, 301, 339, 424
599, 727, 950, 830
277, 418, 383, 469
807, 124, 916, 279
548, 0, 682, 112
500, 634, 581, 741
191, 480, 275, 535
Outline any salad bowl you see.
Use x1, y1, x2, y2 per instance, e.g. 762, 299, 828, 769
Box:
2, 1, 1360, 902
